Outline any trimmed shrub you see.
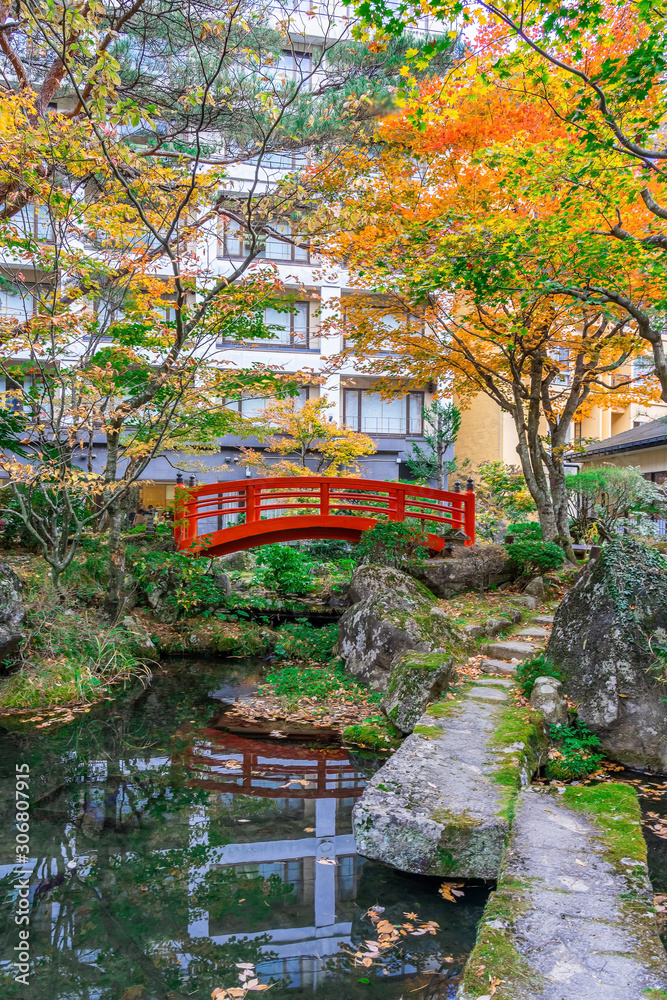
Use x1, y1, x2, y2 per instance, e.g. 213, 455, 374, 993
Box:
506, 538, 565, 576
355, 520, 429, 568
507, 521, 542, 540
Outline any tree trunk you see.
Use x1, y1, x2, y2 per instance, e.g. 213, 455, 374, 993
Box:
509, 383, 559, 541
103, 498, 126, 620
547, 458, 577, 563
103, 428, 126, 619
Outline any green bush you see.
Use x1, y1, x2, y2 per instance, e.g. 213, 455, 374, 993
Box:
273, 620, 338, 662
546, 719, 604, 780
507, 521, 542, 540
506, 538, 565, 576
253, 544, 313, 595
128, 549, 229, 617
355, 520, 429, 568
515, 652, 562, 697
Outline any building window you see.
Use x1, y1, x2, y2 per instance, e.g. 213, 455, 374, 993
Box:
343, 389, 424, 436
0, 284, 32, 320
226, 385, 317, 418
574, 421, 583, 441
263, 50, 312, 86
13, 204, 54, 242
343, 309, 424, 351
218, 217, 245, 258
218, 217, 308, 263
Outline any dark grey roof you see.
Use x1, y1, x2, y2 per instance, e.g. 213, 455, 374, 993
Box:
582, 417, 667, 458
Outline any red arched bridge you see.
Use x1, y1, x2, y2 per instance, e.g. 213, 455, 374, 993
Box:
174, 476, 475, 556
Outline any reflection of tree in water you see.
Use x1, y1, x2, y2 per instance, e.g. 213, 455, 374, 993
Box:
1, 774, 281, 1000
0, 659, 487, 1000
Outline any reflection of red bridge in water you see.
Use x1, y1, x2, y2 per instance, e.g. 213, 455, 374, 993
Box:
174, 475, 475, 556
182, 730, 367, 800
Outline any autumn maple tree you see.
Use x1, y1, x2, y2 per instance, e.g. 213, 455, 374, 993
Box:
353, 0, 667, 397
0, 0, 453, 609
308, 70, 661, 553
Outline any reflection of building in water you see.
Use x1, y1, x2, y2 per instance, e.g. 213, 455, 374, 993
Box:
185, 732, 368, 988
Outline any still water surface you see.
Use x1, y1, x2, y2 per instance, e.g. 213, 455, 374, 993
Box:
0, 657, 489, 999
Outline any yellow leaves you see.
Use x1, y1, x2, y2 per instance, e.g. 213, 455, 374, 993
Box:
438, 880, 465, 902
238, 397, 376, 477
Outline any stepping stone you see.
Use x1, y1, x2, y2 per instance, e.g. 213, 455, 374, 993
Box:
483, 640, 537, 660
472, 676, 515, 688
481, 658, 517, 676
468, 685, 508, 703
352, 685, 547, 879
518, 626, 549, 639
533, 614, 554, 625
459, 784, 667, 999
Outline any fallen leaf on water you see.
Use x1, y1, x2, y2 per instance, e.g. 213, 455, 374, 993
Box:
439, 881, 465, 902
317, 857, 337, 865
575, 859, 587, 867
304, 827, 315, 832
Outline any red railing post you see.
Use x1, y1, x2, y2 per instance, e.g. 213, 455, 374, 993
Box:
245, 483, 256, 523
395, 487, 406, 522
185, 490, 198, 550
174, 484, 186, 550
464, 479, 475, 546
320, 481, 330, 516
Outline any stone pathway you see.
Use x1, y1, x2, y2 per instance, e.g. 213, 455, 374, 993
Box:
482, 639, 538, 660
457, 785, 667, 999
352, 675, 546, 878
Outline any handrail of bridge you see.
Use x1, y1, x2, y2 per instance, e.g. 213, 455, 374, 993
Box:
174, 475, 475, 550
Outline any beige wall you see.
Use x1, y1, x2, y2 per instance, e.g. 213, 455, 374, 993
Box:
581, 444, 667, 476
456, 391, 667, 472
455, 392, 537, 470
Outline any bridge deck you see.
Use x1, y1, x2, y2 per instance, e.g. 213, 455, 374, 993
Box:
175, 475, 475, 556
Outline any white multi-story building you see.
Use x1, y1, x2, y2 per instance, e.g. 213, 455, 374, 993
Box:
0, 3, 451, 508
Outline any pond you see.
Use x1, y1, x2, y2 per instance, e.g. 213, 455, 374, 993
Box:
0, 657, 490, 1000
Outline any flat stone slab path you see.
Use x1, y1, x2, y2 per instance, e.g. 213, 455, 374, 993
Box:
480, 658, 517, 676
353, 677, 546, 878
483, 640, 538, 660
532, 615, 554, 625
457, 784, 667, 999
517, 627, 549, 640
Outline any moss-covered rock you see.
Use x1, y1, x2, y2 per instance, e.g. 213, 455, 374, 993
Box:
382, 652, 456, 733
0, 561, 24, 659
342, 717, 402, 751
339, 564, 462, 691
352, 682, 547, 879
408, 545, 515, 599
547, 538, 667, 771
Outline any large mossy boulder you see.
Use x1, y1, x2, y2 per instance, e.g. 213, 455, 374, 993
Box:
408, 544, 514, 599
338, 564, 461, 691
0, 562, 24, 661
381, 651, 456, 733
547, 538, 667, 772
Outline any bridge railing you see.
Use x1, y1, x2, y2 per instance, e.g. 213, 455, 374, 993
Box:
175, 476, 475, 549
